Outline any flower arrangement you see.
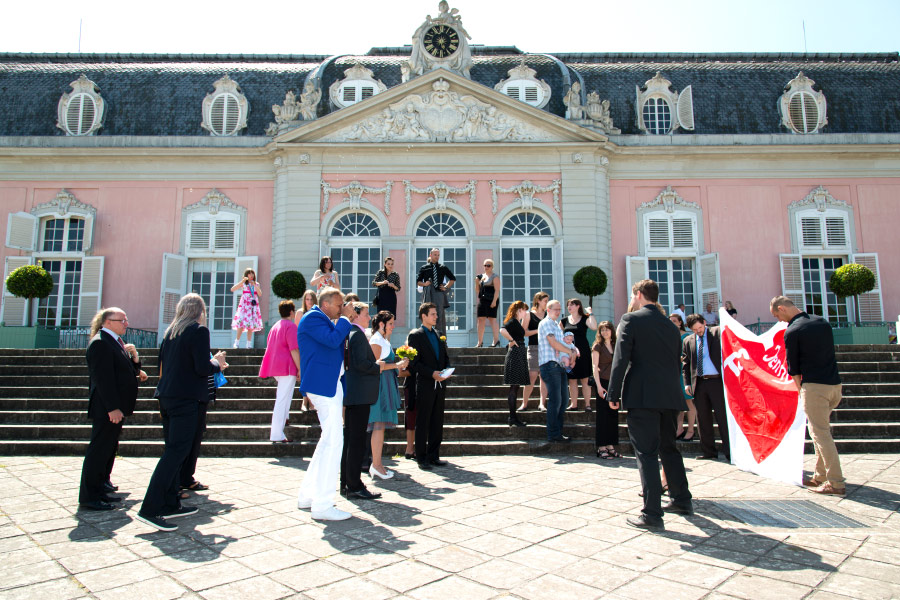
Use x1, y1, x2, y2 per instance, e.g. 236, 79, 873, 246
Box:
395, 345, 418, 360
439, 335, 447, 342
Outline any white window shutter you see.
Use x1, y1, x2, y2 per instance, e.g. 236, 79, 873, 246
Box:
676, 85, 694, 130
214, 220, 237, 252
625, 256, 649, 305
800, 216, 823, 249
825, 215, 848, 249
77, 256, 104, 326
697, 253, 721, 310
553, 239, 564, 301
779, 254, 805, 310
851, 253, 883, 321
158, 253, 188, 341
5, 212, 38, 251
672, 217, 695, 250
82, 215, 95, 252
188, 218, 211, 252
234, 256, 259, 288
2, 256, 33, 326
647, 218, 670, 249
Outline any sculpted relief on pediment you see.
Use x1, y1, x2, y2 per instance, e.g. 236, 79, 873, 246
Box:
321, 79, 555, 143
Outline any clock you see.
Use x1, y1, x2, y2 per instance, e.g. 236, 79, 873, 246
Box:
423, 24, 460, 59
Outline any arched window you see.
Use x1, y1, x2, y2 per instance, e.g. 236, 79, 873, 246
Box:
56, 75, 105, 136
780, 72, 827, 135
201, 76, 249, 137
416, 213, 466, 237
501, 212, 551, 236
331, 212, 380, 237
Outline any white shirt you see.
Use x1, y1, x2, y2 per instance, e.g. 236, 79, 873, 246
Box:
672, 307, 686, 321
370, 331, 391, 360
100, 327, 122, 343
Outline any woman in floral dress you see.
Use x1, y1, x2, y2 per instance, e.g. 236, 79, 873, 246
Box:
230, 268, 263, 348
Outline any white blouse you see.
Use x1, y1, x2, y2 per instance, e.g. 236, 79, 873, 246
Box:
370, 331, 392, 360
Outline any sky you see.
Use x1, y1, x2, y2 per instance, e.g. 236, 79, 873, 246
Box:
2, 0, 898, 56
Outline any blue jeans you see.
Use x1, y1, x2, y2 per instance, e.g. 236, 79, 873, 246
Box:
540, 362, 569, 440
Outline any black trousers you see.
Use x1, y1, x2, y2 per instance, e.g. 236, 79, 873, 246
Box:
594, 379, 619, 447
341, 404, 371, 493
179, 402, 209, 487
415, 381, 446, 463
79, 411, 123, 503
626, 408, 692, 521
139, 397, 198, 517
694, 378, 731, 459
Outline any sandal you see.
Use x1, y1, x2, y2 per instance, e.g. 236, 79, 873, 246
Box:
597, 449, 615, 460
179, 490, 189, 500
186, 481, 208, 491
606, 447, 622, 458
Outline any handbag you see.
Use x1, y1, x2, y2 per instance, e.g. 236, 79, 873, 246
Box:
214, 370, 227, 388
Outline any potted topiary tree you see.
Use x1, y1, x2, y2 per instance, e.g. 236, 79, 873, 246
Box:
1, 263, 60, 348
828, 263, 887, 344
572, 265, 608, 309
271, 270, 307, 300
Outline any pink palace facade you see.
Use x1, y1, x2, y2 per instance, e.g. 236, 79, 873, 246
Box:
0, 5, 897, 346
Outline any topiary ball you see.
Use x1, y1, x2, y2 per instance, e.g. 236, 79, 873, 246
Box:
5, 264, 54, 300
829, 263, 876, 299
271, 270, 307, 300
573, 265, 608, 300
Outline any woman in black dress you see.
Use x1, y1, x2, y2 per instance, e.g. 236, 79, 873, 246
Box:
373, 256, 401, 318
475, 259, 500, 347
592, 321, 621, 459
563, 298, 598, 411
520, 292, 549, 412
500, 300, 530, 427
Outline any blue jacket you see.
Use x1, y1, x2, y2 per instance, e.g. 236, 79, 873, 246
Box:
297, 306, 352, 397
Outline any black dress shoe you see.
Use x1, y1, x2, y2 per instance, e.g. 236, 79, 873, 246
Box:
696, 454, 718, 460
100, 494, 122, 503
80, 500, 115, 511
626, 514, 664, 529
339, 486, 349, 497
103, 481, 118, 492
418, 461, 433, 471
662, 501, 693, 515
404, 453, 416, 460
549, 436, 571, 443
429, 459, 448, 467
347, 488, 382, 500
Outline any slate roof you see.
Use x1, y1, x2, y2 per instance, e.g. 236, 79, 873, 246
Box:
1, 50, 898, 138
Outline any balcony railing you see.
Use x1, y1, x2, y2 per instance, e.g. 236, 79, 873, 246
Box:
57, 327, 158, 349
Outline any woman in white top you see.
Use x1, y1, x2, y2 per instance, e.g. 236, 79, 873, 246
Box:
310, 256, 340, 292
367, 311, 409, 479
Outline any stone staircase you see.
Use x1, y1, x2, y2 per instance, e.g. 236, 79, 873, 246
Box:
0, 345, 897, 457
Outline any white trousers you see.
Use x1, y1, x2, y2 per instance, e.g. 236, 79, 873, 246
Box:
270, 376, 296, 441
298, 388, 344, 512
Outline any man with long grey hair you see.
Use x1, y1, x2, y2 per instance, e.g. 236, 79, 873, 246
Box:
137, 294, 227, 532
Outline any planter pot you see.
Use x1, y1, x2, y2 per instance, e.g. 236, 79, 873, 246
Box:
831, 325, 890, 345
0, 326, 61, 349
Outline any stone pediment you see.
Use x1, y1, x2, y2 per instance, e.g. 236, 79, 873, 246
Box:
275, 69, 606, 144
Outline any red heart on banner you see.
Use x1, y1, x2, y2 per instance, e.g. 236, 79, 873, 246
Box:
721, 327, 798, 463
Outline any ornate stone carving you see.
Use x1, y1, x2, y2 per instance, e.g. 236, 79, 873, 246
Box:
31, 189, 97, 218
299, 81, 321, 120
408, 1, 473, 79
572, 153, 583, 164
56, 75, 105, 136
490, 179, 561, 214
789, 186, 847, 212
403, 180, 477, 215
563, 82, 583, 120
639, 185, 699, 214
273, 90, 301, 124
273, 157, 283, 167
298, 153, 311, 165
779, 72, 827, 134
333, 79, 546, 143
329, 63, 387, 108
183, 189, 246, 216
321, 180, 394, 215
494, 60, 551, 109
584, 92, 620, 134
201, 75, 249, 136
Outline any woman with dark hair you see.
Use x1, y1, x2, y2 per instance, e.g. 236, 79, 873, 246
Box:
669, 312, 696, 441
137, 293, 227, 532
500, 300, 530, 427
520, 292, 549, 412
311, 256, 340, 292
294, 290, 318, 411
368, 311, 410, 479
592, 321, 620, 459
373, 256, 401, 318
230, 268, 263, 348
563, 298, 598, 411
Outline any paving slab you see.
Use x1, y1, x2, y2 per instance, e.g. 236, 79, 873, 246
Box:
1, 453, 899, 599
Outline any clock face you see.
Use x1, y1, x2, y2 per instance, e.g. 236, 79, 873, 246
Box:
423, 25, 460, 59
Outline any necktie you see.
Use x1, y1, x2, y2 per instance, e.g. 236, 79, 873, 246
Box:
697, 335, 704, 377
432, 262, 439, 289
117, 337, 130, 359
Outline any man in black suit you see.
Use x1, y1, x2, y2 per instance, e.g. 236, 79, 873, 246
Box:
683, 313, 730, 461
340, 303, 384, 500
407, 302, 452, 470
79, 307, 141, 511
607, 280, 692, 529
416, 248, 455, 336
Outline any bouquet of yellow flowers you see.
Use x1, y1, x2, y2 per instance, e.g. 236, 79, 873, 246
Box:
395, 345, 418, 360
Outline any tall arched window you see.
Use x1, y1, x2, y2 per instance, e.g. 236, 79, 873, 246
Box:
500, 212, 555, 309
415, 213, 465, 237
414, 213, 468, 337
329, 212, 381, 304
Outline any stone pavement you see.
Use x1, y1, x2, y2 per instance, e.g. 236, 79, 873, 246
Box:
1, 453, 899, 600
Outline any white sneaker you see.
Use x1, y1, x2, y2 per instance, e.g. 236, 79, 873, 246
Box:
311, 507, 351, 521
232, 339, 239, 349
369, 465, 394, 480
297, 497, 312, 510
245, 340, 252, 349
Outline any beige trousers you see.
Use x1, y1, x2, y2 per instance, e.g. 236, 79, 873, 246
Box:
802, 382, 845, 487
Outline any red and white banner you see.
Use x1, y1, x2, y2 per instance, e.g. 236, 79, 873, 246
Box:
719, 308, 806, 486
